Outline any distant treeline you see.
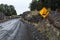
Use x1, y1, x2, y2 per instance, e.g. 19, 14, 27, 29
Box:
29, 0, 60, 11
0, 4, 17, 16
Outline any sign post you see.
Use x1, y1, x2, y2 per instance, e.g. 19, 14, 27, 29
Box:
39, 7, 49, 19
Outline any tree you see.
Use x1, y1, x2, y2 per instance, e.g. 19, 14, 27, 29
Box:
0, 4, 17, 16
9, 5, 17, 15
29, 0, 60, 11
29, 0, 42, 11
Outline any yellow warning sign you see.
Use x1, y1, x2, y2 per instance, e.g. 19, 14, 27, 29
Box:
39, 7, 49, 19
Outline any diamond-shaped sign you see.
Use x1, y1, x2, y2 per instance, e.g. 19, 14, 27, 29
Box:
39, 7, 49, 19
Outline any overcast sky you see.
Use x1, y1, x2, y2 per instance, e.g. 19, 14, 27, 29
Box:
0, 0, 32, 15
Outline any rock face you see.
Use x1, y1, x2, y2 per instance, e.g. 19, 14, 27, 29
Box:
0, 12, 5, 20
20, 11, 60, 40
48, 11, 60, 29
37, 11, 60, 40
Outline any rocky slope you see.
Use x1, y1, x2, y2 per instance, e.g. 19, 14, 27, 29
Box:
20, 11, 60, 40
